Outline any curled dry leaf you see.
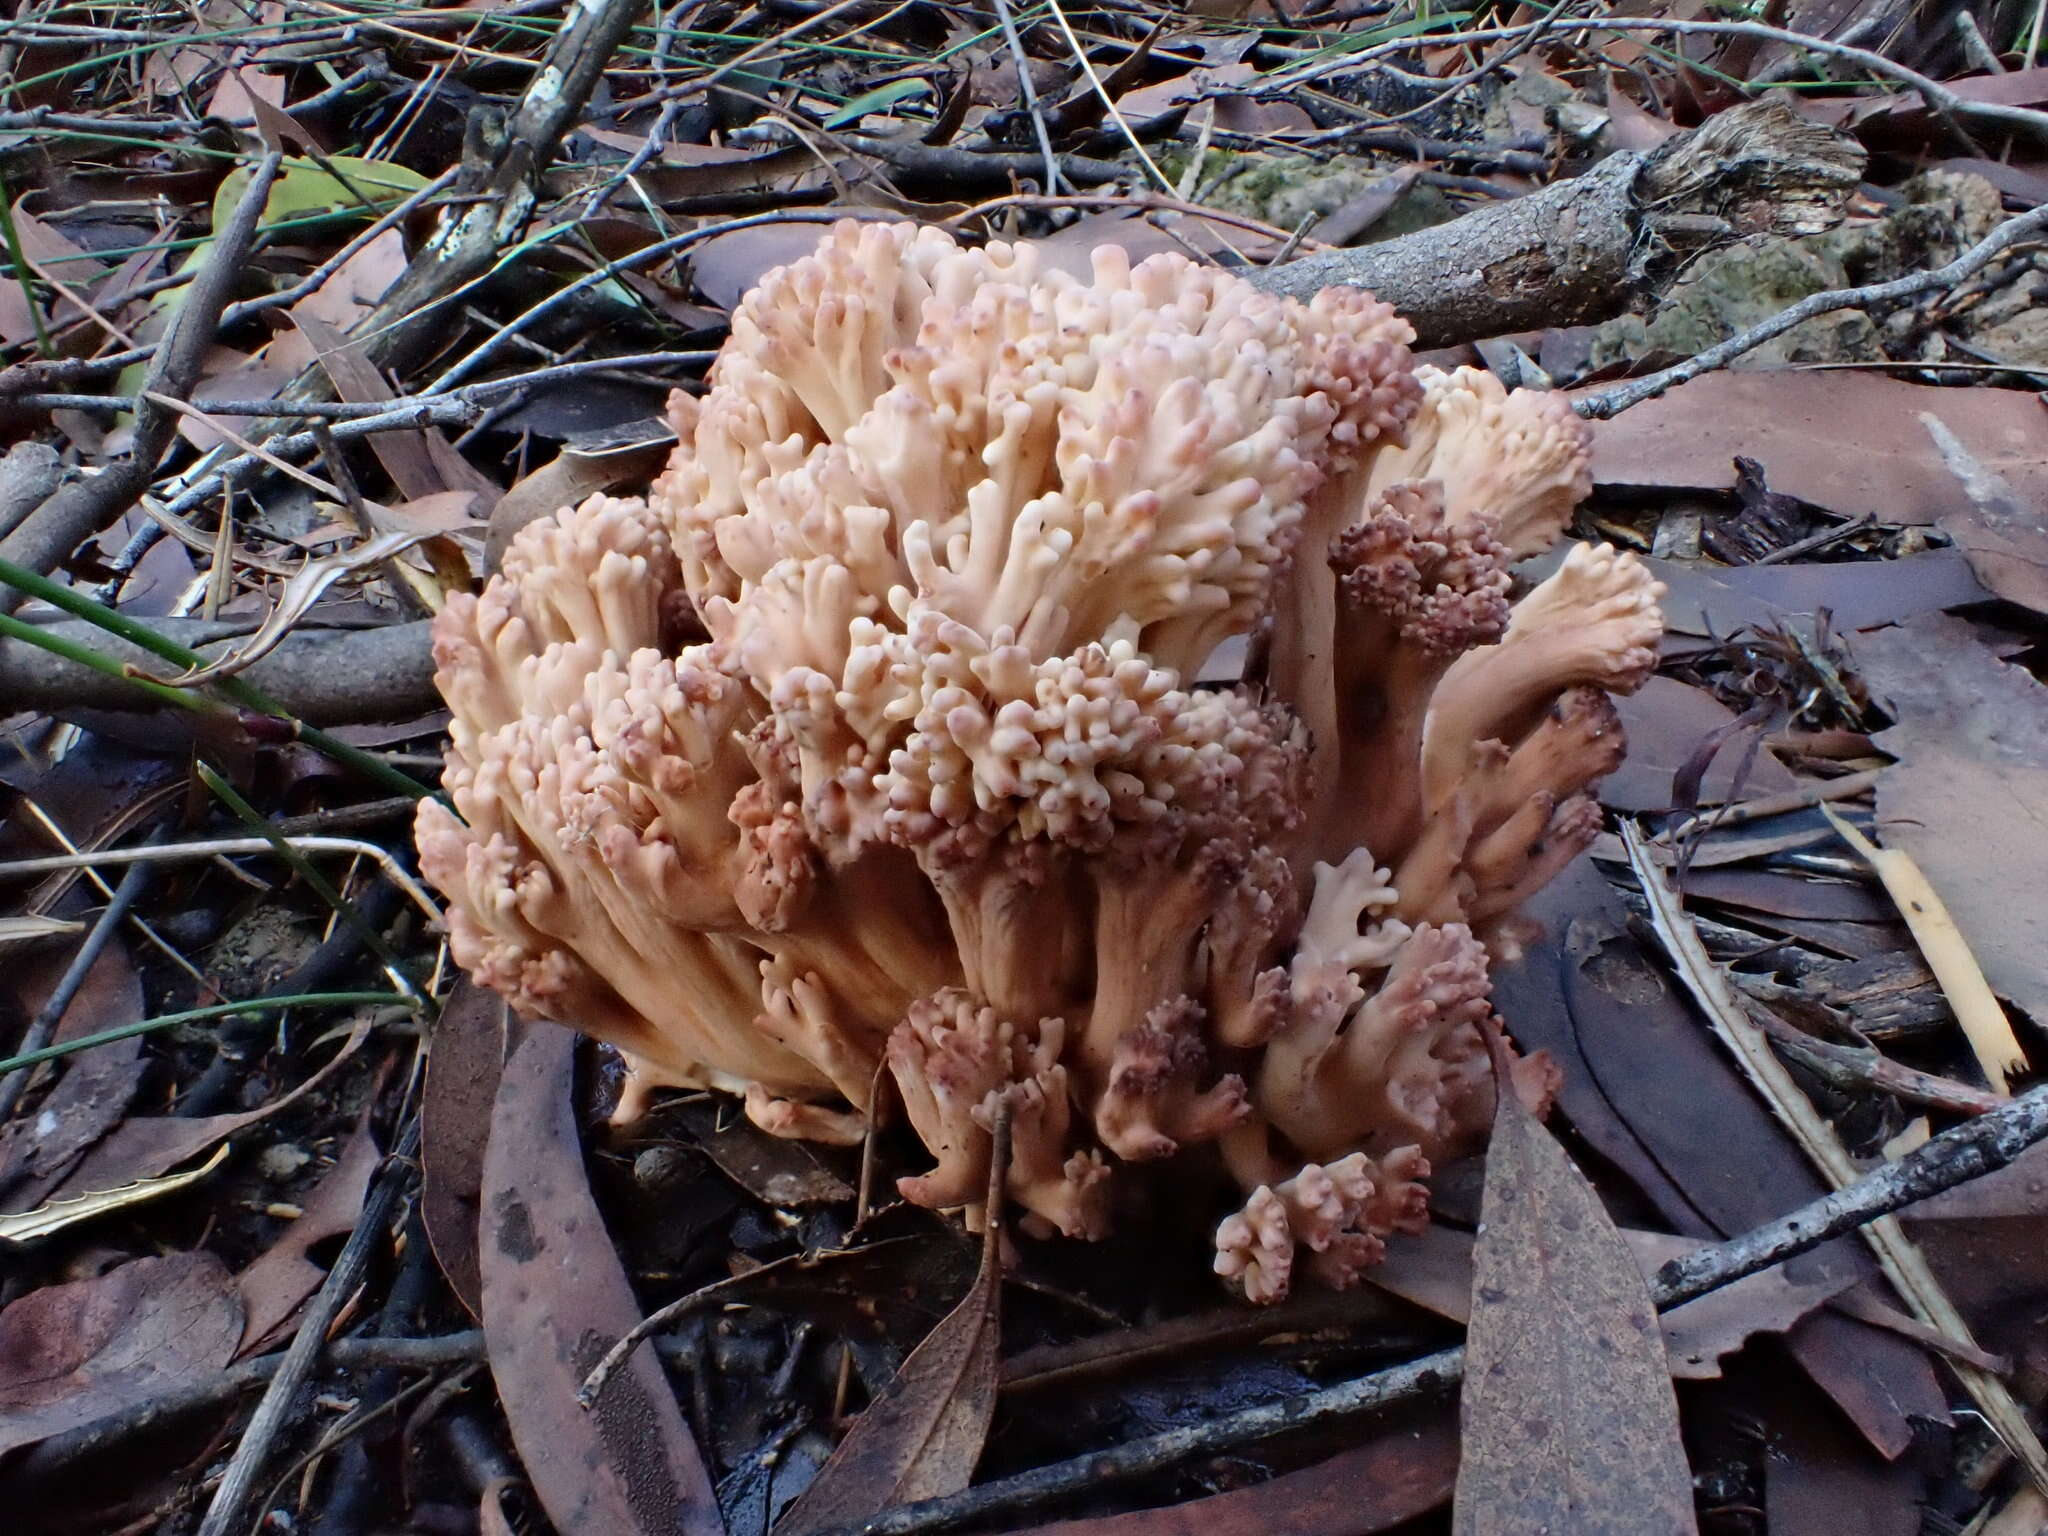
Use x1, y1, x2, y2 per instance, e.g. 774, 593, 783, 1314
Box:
1454, 1033, 1696, 1536
773, 1114, 1009, 1535
140, 530, 429, 688
480, 1022, 722, 1536
0, 1252, 243, 1458
0, 1144, 230, 1246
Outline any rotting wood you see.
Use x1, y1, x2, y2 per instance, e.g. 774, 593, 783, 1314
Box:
1247, 101, 1864, 348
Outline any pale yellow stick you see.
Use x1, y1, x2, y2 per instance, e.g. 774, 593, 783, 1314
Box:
1822, 803, 2026, 1096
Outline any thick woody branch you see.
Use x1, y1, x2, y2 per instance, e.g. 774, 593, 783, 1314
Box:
1247, 101, 1864, 348
0, 617, 439, 725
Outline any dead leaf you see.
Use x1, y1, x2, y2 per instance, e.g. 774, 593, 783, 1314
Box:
0, 915, 83, 948
1622, 1231, 1858, 1379
274, 228, 409, 343
1850, 614, 2048, 1036
775, 1116, 1007, 1533
142, 529, 429, 687
662, 1098, 854, 1208
483, 443, 673, 575
1585, 371, 2048, 526
1603, 676, 1797, 813
423, 980, 505, 1319
0, 942, 147, 1201
43, 1022, 368, 1204
292, 313, 498, 503
1454, 1033, 1697, 1534
480, 1023, 722, 1536
1921, 413, 2048, 616
375, 490, 488, 536
1369, 1223, 1850, 1380
0, 1252, 243, 1457
205, 65, 287, 124
688, 221, 850, 310
0, 1144, 231, 1244
234, 1123, 382, 1354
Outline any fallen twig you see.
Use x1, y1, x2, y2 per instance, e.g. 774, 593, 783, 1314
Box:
1249, 101, 1863, 348
1266, 16, 2048, 145
193, 1120, 423, 1536
1659, 768, 1882, 843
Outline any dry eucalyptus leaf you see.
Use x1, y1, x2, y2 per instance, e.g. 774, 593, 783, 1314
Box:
480, 1024, 722, 1536
1852, 614, 2048, 1034
1455, 1037, 1696, 1535
774, 1126, 1007, 1533
1587, 371, 2048, 526
0, 1252, 243, 1457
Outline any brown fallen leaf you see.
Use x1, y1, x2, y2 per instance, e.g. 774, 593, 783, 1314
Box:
774, 1112, 1010, 1534
41, 1021, 368, 1205
1585, 371, 2048, 526
1454, 1031, 1698, 1535
0, 1252, 243, 1458
482, 441, 674, 576
422, 980, 505, 1319
1602, 676, 1797, 813
1851, 614, 2048, 1037
480, 1022, 722, 1536
292, 312, 499, 505
1368, 1223, 1854, 1379
0, 942, 147, 1203
234, 1121, 382, 1355
661, 1097, 854, 1208
1921, 413, 2048, 618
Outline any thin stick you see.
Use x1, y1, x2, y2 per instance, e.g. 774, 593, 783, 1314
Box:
0, 152, 282, 606
989, 0, 1062, 194
193, 1120, 421, 1536
1660, 767, 1881, 843
0, 835, 442, 924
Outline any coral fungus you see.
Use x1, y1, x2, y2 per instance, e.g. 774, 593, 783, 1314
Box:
416, 220, 1664, 1299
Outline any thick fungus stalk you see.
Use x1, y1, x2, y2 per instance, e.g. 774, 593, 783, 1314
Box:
418, 221, 1663, 1302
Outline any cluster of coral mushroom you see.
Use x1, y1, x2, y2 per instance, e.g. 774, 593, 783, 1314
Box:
415, 221, 1665, 1304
